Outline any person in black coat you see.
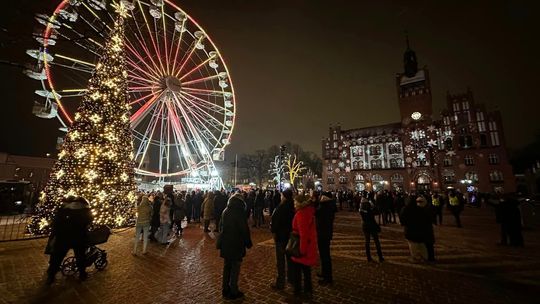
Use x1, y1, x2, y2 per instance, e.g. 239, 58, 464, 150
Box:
360, 197, 384, 262
214, 190, 228, 232
185, 192, 193, 223
254, 189, 265, 227
269, 189, 295, 290
217, 194, 252, 300
315, 191, 337, 284
46, 196, 93, 284
416, 196, 436, 262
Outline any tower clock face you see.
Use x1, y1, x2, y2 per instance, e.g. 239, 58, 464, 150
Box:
411, 112, 422, 120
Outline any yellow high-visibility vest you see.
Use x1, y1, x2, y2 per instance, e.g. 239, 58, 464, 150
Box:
432, 197, 440, 206
449, 196, 459, 206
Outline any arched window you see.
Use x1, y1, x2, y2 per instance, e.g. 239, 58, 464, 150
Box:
355, 174, 364, 182
417, 175, 430, 184
371, 160, 382, 169
372, 174, 384, 182
391, 173, 404, 182
369, 145, 382, 156
339, 176, 348, 184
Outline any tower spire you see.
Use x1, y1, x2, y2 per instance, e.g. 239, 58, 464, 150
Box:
403, 31, 418, 77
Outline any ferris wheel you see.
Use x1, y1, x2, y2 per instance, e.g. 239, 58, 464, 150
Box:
25, 0, 236, 188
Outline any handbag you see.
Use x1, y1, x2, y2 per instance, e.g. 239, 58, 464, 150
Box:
285, 232, 301, 257
44, 235, 56, 255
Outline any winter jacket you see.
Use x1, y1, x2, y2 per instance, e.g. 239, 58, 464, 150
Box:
136, 196, 153, 226
214, 192, 228, 219
218, 194, 253, 260
160, 200, 172, 225
255, 191, 265, 209
291, 200, 318, 266
315, 196, 337, 241
51, 200, 93, 246
270, 198, 295, 243
151, 198, 162, 227
172, 196, 186, 221
400, 202, 433, 243
360, 201, 380, 234
202, 195, 215, 220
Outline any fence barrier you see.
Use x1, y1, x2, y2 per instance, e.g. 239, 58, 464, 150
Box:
0, 214, 45, 242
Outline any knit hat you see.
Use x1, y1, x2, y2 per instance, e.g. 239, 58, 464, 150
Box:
282, 189, 293, 201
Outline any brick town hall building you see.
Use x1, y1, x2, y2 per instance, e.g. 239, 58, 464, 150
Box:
322, 40, 515, 194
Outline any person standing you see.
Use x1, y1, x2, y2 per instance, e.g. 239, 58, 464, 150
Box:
416, 196, 436, 262
46, 197, 93, 284
185, 191, 193, 224
156, 197, 172, 244
270, 189, 295, 290
214, 190, 228, 232
133, 195, 152, 255
290, 194, 318, 299
217, 194, 253, 300
254, 189, 265, 228
400, 196, 427, 262
431, 192, 443, 225
193, 191, 203, 223
201, 192, 215, 232
359, 197, 384, 262
448, 191, 463, 227
315, 192, 337, 284
149, 193, 162, 241
172, 193, 186, 236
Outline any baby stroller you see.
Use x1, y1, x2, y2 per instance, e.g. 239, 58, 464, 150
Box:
61, 226, 111, 276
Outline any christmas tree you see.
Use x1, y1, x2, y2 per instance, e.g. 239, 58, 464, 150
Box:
29, 4, 136, 234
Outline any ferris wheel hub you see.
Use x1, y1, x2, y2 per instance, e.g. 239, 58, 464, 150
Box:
163, 76, 182, 92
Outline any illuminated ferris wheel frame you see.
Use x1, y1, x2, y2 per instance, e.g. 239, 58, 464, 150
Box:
29, 0, 236, 185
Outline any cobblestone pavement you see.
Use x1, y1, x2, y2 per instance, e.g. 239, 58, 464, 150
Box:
1, 207, 539, 304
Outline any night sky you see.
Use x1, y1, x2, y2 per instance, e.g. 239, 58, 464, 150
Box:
1, 0, 539, 160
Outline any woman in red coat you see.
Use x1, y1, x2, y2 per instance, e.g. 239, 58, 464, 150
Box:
290, 194, 318, 298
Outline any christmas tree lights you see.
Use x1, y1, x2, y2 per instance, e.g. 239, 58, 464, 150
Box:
29, 4, 136, 234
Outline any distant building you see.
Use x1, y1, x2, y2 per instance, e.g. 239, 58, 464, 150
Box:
321, 39, 515, 194
0, 152, 55, 213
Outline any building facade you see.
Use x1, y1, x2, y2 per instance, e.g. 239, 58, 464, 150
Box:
322, 41, 515, 194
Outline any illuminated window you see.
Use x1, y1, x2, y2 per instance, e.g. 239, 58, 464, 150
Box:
464, 155, 474, 166
443, 158, 452, 166
327, 176, 335, 184
488, 154, 499, 165
477, 112, 486, 132
490, 171, 504, 182
490, 131, 500, 146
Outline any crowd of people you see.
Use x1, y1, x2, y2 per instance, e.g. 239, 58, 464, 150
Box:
44, 186, 525, 300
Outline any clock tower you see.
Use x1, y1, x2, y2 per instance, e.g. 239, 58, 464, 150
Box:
396, 35, 433, 125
